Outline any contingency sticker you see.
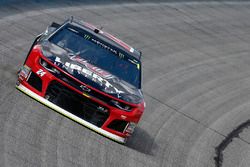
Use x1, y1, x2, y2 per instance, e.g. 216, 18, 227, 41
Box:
128, 59, 140, 69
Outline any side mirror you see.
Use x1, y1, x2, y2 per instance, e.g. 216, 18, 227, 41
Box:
44, 22, 61, 36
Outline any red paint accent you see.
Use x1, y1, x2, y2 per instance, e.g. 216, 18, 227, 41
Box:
103, 32, 132, 51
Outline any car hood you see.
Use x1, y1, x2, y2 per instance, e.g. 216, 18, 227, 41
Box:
40, 41, 143, 104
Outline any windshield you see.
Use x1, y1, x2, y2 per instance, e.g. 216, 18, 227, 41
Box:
48, 24, 141, 88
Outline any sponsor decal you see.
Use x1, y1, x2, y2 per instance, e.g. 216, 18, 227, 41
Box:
82, 92, 91, 98
128, 58, 140, 69
97, 106, 108, 113
80, 85, 91, 92
70, 55, 113, 79
118, 53, 125, 59
54, 56, 124, 95
83, 34, 91, 40
80, 31, 132, 61
91, 38, 117, 55
18, 65, 31, 80
36, 69, 46, 77
137, 63, 140, 69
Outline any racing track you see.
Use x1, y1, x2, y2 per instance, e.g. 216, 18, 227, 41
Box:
0, 1, 250, 167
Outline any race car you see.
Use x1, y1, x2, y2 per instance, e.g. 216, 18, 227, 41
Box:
16, 17, 145, 143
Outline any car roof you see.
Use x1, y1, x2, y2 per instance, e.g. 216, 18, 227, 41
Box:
69, 20, 142, 61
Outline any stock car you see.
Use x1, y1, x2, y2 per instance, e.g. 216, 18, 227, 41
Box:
16, 18, 145, 143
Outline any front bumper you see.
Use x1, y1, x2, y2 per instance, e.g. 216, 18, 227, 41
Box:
16, 83, 127, 143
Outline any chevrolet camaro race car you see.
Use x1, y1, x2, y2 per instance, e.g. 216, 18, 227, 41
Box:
16, 18, 145, 143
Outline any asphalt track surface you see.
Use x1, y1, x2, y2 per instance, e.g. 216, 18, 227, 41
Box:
0, 1, 250, 167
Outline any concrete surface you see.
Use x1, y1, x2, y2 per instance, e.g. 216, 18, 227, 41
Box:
0, 1, 250, 167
